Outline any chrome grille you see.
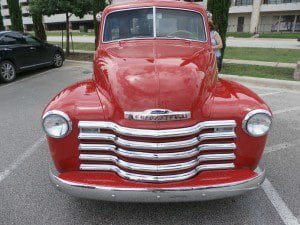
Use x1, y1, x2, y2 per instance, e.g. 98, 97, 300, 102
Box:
78, 120, 237, 183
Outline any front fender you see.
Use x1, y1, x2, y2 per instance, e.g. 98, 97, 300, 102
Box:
43, 80, 106, 172
210, 78, 271, 170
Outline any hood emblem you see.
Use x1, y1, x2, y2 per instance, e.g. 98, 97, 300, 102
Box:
125, 109, 191, 122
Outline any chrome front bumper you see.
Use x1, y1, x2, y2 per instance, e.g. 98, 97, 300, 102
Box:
50, 169, 265, 203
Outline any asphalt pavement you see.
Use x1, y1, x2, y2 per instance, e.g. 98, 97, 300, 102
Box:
0, 62, 299, 225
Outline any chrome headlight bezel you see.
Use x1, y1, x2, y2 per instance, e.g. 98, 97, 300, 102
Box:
42, 110, 72, 139
242, 109, 272, 137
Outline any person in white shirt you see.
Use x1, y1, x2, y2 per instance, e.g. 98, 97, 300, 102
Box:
209, 20, 223, 72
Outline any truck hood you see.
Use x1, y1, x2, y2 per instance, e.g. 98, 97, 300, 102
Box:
94, 41, 215, 124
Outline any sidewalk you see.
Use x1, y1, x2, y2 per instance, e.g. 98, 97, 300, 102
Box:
226, 37, 300, 50
48, 36, 300, 49
48, 36, 94, 43
223, 59, 296, 68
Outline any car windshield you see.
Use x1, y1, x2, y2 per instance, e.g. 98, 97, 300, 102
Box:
103, 8, 154, 42
103, 8, 206, 42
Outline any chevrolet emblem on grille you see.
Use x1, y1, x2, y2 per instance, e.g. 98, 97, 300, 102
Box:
124, 109, 191, 121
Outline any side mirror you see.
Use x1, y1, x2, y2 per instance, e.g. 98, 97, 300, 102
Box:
96, 12, 102, 22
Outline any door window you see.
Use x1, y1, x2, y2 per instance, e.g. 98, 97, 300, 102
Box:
0, 36, 18, 45
24, 35, 41, 45
0, 33, 26, 45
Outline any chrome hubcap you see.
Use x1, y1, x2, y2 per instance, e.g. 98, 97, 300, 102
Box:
1, 63, 15, 80
54, 54, 63, 67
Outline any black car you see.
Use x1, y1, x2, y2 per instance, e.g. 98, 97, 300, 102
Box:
0, 31, 64, 83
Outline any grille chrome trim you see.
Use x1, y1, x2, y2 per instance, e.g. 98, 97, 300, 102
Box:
78, 120, 237, 138
79, 163, 235, 183
79, 153, 236, 172
79, 143, 236, 160
78, 120, 237, 183
78, 132, 236, 150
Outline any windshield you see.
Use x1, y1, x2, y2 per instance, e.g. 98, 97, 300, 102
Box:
156, 8, 206, 41
103, 8, 206, 42
103, 8, 154, 42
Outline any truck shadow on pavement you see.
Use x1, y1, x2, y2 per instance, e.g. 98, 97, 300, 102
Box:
59, 191, 278, 225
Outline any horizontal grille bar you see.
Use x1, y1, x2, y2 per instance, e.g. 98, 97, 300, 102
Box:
78, 132, 236, 150
78, 120, 237, 138
79, 143, 236, 160
79, 153, 236, 173
79, 163, 235, 183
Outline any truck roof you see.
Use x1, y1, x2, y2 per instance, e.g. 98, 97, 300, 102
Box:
105, 0, 205, 14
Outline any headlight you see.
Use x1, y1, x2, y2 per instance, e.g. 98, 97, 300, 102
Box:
243, 109, 272, 137
42, 110, 72, 138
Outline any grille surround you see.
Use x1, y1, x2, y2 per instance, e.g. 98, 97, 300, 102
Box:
78, 120, 237, 183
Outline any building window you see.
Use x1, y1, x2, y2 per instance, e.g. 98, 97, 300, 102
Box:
263, 0, 300, 4
271, 16, 280, 32
294, 15, 300, 31
235, 0, 253, 6
271, 15, 298, 31
280, 15, 296, 31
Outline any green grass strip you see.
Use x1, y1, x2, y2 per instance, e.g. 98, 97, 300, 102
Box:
49, 42, 95, 51
258, 32, 300, 39
224, 47, 300, 64
222, 63, 295, 81
226, 32, 253, 38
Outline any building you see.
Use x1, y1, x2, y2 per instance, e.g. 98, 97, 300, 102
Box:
0, 0, 94, 31
199, 0, 300, 33
1, 0, 300, 33
228, 0, 300, 33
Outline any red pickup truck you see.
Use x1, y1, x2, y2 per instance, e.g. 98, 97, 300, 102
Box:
42, 0, 272, 202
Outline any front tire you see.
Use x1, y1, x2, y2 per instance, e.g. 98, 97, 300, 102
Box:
53, 52, 64, 68
0, 61, 16, 83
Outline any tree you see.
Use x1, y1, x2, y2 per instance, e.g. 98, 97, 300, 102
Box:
92, 0, 106, 48
33, 0, 92, 55
0, 6, 5, 31
207, 0, 231, 59
29, 0, 47, 41
7, 0, 23, 31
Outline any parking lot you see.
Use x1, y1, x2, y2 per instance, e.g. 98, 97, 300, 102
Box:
0, 61, 299, 225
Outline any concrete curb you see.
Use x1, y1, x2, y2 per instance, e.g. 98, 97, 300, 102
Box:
66, 59, 93, 65
219, 74, 300, 92
63, 49, 95, 54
